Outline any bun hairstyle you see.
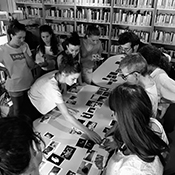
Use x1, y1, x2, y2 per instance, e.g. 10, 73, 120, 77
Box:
85, 25, 100, 37
7, 19, 26, 39
58, 53, 81, 74
64, 32, 80, 47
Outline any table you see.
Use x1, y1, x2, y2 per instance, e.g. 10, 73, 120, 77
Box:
92, 54, 125, 89
34, 85, 114, 175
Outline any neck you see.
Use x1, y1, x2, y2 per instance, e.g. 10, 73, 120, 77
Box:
8, 41, 20, 48
139, 75, 154, 89
55, 72, 63, 84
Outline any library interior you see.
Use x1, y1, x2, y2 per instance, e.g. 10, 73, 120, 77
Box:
1, 0, 175, 175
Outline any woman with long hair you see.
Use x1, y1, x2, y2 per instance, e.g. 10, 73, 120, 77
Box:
35, 25, 60, 75
104, 83, 169, 175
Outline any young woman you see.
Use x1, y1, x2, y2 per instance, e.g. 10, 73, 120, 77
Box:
0, 19, 35, 117
0, 117, 43, 175
139, 45, 175, 133
57, 32, 83, 89
35, 25, 60, 75
80, 25, 103, 84
24, 54, 102, 144
103, 83, 169, 175
57, 32, 80, 67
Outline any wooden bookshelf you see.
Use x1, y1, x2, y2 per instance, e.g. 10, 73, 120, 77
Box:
14, 0, 175, 57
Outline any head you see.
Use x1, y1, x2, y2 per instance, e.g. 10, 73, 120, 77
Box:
57, 54, 81, 86
39, 25, 58, 55
0, 117, 44, 175
118, 53, 148, 84
109, 83, 169, 164
139, 44, 170, 74
7, 19, 26, 47
85, 25, 100, 45
65, 32, 80, 58
118, 31, 140, 54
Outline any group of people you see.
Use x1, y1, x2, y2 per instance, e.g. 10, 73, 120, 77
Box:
0, 19, 174, 175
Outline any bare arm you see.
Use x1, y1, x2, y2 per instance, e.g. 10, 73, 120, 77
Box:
56, 102, 102, 144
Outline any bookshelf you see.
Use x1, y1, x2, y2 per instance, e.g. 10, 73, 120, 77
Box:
14, 0, 175, 58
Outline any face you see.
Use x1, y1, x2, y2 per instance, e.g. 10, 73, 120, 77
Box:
118, 42, 133, 55
11, 30, 26, 47
66, 44, 80, 58
119, 67, 138, 84
88, 35, 100, 45
63, 73, 80, 86
41, 32, 52, 46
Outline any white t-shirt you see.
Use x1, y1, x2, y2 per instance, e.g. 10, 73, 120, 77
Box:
145, 83, 158, 117
104, 118, 168, 175
0, 43, 33, 92
151, 68, 175, 117
28, 70, 64, 114
35, 45, 56, 71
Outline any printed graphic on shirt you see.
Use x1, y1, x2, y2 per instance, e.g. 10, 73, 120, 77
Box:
10, 53, 25, 61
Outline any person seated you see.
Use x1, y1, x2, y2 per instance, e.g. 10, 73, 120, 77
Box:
104, 53, 159, 152
118, 31, 147, 55
35, 25, 60, 76
23, 54, 101, 144
0, 116, 43, 175
139, 44, 175, 134
80, 25, 103, 84
101, 83, 169, 175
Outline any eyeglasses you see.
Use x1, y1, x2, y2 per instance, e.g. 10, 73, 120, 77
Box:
118, 71, 139, 80
118, 46, 132, 54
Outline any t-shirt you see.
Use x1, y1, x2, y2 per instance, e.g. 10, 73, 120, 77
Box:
28, 70, 64, 114
0, 43, 33, 92
145, 83, 158, 117
35, 45, 56, 71
104, 118, 168, 175
150, 68, 175, 117
80, 38, 103, 69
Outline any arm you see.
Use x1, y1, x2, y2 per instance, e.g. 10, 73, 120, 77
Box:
57, 54, 63, 68
56, 102, 102, 144
23, 43, 35, 69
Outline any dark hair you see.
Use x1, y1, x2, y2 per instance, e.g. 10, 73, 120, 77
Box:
119, 53, 148, 76
118, 31, 140, 48
85, 25, 100, 37
109, 83, 169, 166
7, 19, 26, 39
66, 32, 80, 46
139, 44, 171, 74
39, 25, 59, 55
58, 53, 81, 74
0, 117, 44, 175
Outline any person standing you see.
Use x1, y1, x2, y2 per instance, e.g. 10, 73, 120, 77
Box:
80, 25, 103, 84
0, 19, 35, 117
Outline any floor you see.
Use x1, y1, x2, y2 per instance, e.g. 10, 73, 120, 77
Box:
0, 35, 175, 174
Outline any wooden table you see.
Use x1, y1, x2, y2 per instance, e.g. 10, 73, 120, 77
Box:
34, 85, 114, 175
92, 54, 125, 89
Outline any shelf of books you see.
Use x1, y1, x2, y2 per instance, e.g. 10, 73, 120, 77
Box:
15, 0, 175, 56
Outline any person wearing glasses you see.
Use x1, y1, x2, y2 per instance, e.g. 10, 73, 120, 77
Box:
118, 31, 147, 55
101, 83, 169, 175
80, 25, 103, 84
0, 116, 43, 175
103, 53, 159, 152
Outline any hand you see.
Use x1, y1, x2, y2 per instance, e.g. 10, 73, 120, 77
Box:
103, 140, 118, 152
86, 129, 102, 144
94, 154, 104, 170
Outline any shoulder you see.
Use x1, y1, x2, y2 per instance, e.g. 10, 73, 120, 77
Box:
119, 154, 163, 175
